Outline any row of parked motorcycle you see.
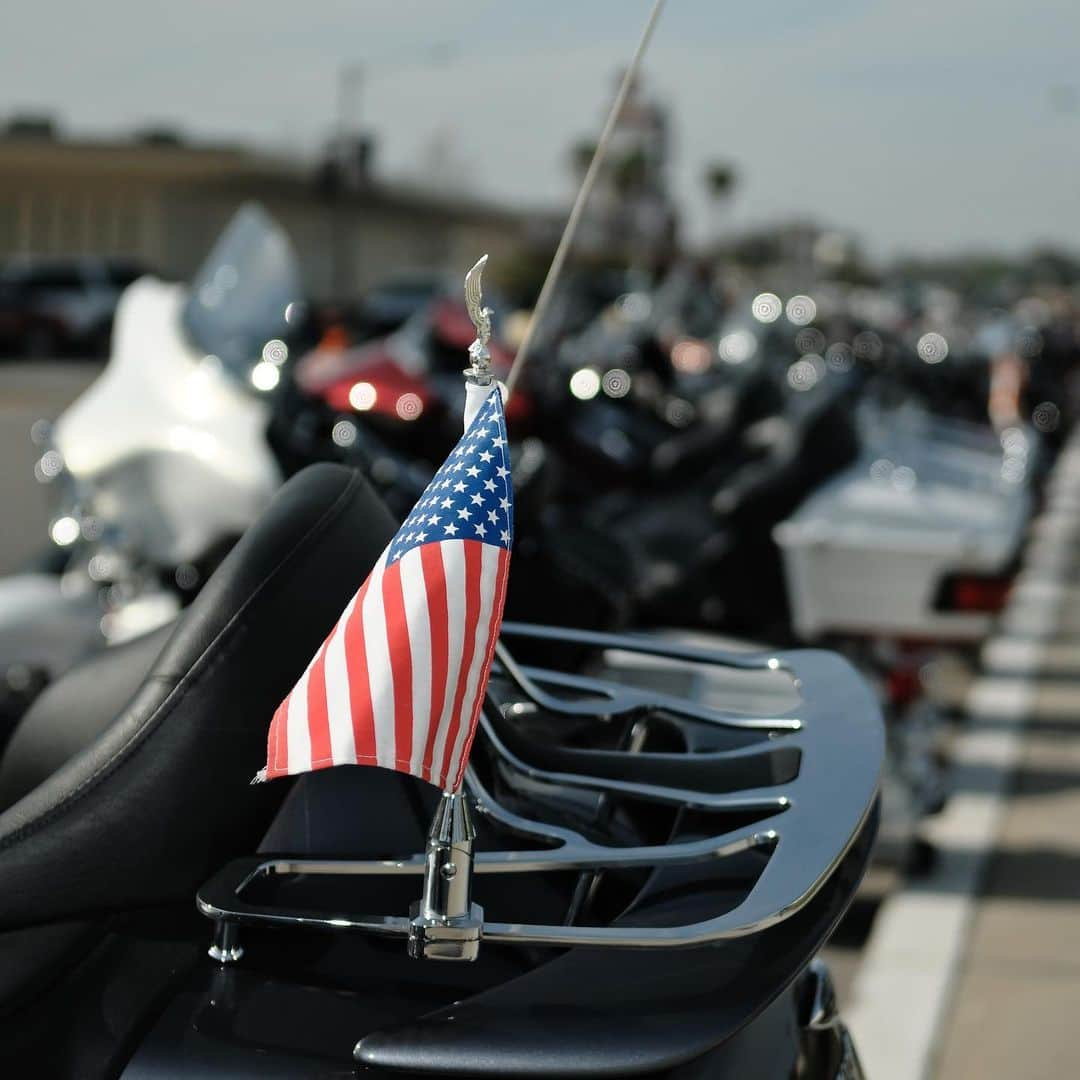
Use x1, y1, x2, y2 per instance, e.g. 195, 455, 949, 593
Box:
0, 203, 1074, 1076
4, 205, 1069, 861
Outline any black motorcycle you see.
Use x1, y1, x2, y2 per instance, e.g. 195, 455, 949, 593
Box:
0, 463, 881, 1078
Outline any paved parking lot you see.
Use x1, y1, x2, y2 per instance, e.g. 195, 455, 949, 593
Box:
931, 448, 1080, 1079
850, 432, 1080, 1080
0, 362, 101, 573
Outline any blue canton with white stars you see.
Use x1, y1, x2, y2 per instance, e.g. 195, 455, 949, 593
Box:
386, 389, 513, 563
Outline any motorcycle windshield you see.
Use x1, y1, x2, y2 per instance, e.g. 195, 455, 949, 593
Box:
181, 203, 303, 385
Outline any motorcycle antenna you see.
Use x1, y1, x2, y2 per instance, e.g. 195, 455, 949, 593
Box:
504, 0, 669, 397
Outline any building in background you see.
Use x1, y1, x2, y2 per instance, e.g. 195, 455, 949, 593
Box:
0, 116, 546, 300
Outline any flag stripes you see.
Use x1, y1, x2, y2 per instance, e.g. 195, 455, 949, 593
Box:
264, 541, 509, 789
260, 387, 513, 792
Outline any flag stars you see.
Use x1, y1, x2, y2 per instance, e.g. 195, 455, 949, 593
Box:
380, 392, 510, 560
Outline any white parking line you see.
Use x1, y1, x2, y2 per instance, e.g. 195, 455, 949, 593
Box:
844, 435, 1080, 1080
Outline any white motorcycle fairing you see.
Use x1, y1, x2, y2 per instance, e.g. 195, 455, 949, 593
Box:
0, 574, 103, 678
54, 278, 282, 569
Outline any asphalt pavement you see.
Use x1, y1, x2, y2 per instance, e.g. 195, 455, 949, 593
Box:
931, 442, 1080, 1079
849, 429, 1080, 1080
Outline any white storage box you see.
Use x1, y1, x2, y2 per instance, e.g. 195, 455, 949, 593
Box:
775, 414, 1033, 641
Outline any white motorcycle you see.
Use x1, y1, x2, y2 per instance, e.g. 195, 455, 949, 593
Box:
776, 398, 1036, 644
774, 394, 1040, 868
0, 205, 299, 740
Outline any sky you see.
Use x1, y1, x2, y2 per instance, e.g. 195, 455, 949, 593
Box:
3, 0, 1079, 259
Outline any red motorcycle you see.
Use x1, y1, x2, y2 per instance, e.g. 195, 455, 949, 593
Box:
282, 295, 531, 490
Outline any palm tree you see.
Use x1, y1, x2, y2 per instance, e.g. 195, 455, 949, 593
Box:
704, 161, 738, 248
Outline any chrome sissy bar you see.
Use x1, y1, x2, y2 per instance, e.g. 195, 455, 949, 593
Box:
198, 629, 882, 959
493, 640, 801, 732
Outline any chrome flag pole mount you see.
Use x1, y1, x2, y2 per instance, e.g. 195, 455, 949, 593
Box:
246, 253, 513, 965
407, 258, 494, 962
407, 790, 483, 961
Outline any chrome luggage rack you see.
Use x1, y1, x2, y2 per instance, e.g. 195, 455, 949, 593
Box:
198, 623, 883, 959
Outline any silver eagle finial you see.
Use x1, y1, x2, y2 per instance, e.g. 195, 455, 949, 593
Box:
464, 254, 493, 385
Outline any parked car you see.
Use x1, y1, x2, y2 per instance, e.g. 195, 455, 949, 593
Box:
0, 255, 149, 358
358, 271, 446, 336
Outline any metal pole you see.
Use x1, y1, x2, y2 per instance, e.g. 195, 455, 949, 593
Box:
337, 62, 364, 138
407, 790, 483, 961
505, 0, 669, 396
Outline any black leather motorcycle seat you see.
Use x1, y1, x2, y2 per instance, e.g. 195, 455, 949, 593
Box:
0, 624, 172, 811
0, 463, 396, 931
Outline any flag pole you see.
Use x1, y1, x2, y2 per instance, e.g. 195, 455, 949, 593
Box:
504, 0, 669, 397
410, 0, 670, 961
409, 260, 494, 961
407, 788, 481, 960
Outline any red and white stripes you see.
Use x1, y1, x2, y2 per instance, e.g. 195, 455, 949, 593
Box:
262, 538, 509, 791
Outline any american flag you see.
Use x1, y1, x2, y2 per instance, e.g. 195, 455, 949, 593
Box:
259, 387, 512, 791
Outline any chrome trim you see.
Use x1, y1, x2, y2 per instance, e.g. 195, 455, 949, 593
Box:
198, 627, 883, 952
207, 920, 244, 964
463, 254, 494, 384
834, 1031, 867, 1080
801, 958, 840, 1031
407, 791, 483, 961
798, 959, 867, 1079
494, 635, 802, 729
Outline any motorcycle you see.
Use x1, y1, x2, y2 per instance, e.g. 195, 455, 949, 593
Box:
271, 283, 529, 517
273, 289, 646, 633
0, 460, 882, 1078
0, 205, 302, 748
775, 400, 1036, 646
279, 275, 860, 640
770, 321, 1048, 866
531, 298, 861, 638
270, 276, 975, 876
0, 210, 1010, 888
